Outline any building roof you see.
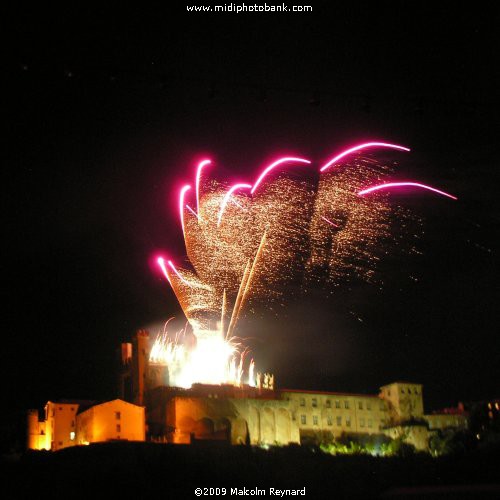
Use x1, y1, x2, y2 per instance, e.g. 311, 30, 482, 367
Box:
379, 381, 422, 388
76, 398, 143, 415
280, 388, 380, 398
54, 399, 97, 406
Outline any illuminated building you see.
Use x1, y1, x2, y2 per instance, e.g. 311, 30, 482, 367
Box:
27, 399, 145, 451
27, 400, 91, 451
27, 329, 469, 453
76, 400, 146, 445
118, 330, 468, 452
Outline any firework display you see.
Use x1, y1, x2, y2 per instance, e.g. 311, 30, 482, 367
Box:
154, 143, 457, 388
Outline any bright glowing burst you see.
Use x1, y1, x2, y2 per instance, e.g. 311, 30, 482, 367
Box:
154, 144, 456, 388
148, 321, 248, 388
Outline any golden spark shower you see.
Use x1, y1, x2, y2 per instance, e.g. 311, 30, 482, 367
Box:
153, 142, 457, 388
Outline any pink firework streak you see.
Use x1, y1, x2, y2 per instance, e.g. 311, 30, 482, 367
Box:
196, 159, 211, 219
217, 183, 252, 226
217, 157, 311, 225
321, 215, 340, 228
358, 182, 457, 200
185, 204, 198, 218
250, 157, 311, 194
167, 259, 194, 287
157, 257, 172, 285
179, 185, 192, 236
320, 142, 410, 172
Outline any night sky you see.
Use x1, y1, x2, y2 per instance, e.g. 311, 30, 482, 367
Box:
6, 3, 499, 415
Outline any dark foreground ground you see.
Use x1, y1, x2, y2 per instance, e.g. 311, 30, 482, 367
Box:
3, 443, 500, 499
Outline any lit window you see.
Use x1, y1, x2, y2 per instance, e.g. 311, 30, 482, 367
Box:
300, 415, 306, 425
313, 416, 318, 425
326, 400, 331, 408
115, 412, 121, 420
358, 401, 363, 410
300, 398, 305, 407
327, 415, 333, 426
335, 401, 340, 409
344, 401, 349, 409
360, 418, 365, 427
312, 398, 317, 408
116, 424, 121, 433
70, 432, 75, 441
336, 416, 342, 426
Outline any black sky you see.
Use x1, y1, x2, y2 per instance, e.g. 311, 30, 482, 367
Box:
6, 3, 499, 413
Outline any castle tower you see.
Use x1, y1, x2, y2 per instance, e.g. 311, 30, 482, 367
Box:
131, 330, 150, 406
26, 409, 47, 450
379, 382, 424, 423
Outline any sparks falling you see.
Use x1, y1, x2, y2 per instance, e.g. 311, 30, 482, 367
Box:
154, 143, 457, 388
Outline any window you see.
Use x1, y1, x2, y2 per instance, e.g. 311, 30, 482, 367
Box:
326, 400, 331, 408
71, 420, 75, 428
300, 398, 305, 407
336, 416, 342, 426
335, 400, 340, 409
312, 398, 317, 408
71, 407, 75, 411
327, 415, 333, 426
368, 419, 373, 428
387, 389, 391, 396
358, 401, 363, 410
116, 424, 121, 433
360, 418, 365, 427
313, 416, 318, 425
300, 415, 306, 425
344, 401, 349, 409
70, 431, 75, 441
366, 402, 371, 410
346, 417, 351, 427
401, 388, 405, 394
115, 411, 121, 420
